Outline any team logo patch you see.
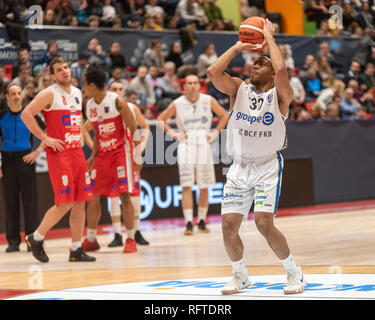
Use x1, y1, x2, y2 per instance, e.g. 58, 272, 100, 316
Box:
61, 175, 68, 187
70, 106, 76, 114
85, 172, 91, 185
117, 166, 125, 178
201, 116, 208, 123
75, 97, 80, 105
104, 106, 110, 113
267, 93, 273, 103
91, 169, 97, 180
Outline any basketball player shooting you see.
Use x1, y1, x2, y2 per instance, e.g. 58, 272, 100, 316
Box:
207, 18, 307, 295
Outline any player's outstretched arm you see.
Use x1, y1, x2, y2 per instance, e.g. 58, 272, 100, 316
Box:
263, 18, 294, 117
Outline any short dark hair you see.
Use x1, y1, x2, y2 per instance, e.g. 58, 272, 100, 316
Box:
5, 82, 21, 95
49, 56, 67, 74
84, 66, 107, 89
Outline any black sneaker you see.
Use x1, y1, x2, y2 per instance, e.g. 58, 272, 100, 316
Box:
6, 243, 20, 253
184, 221, 193, 236
135, 230, 150, 245
198, 219, 210, 233
69, 247, 96, 262
108, 233, 123, 247
25, 234, 49, 263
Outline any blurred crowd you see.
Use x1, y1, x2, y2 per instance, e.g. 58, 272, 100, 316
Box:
0, 0, 374, 122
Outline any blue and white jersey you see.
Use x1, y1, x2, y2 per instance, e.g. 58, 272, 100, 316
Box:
175, 93, 212, 145
227, 82, 288, 164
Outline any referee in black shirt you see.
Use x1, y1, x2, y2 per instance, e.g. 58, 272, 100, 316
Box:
0, 83, 44, 252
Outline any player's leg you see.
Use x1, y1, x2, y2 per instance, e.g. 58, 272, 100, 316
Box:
119, 192, 137, 253
26, 202, 73, 263
132, 195, 149, 245
82, 194, 102, 251
197, 188, 209, 232
69, 201, 95, 262
181, 186, 194, 235
253, 153, 306, 294
108, 196, 123, 247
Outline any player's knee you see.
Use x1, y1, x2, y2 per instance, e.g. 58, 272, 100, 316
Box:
222, 218, 238, 240
56, 202, 73, 215
254, 214, 273, 237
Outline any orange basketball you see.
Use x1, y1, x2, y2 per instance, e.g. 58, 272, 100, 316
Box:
238, 17, 268, 52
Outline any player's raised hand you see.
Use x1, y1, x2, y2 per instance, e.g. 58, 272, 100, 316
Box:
262, 18, 275, 41
234, 41, 262, 54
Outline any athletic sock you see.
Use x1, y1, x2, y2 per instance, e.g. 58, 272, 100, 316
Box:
197, 207, 208, 222
231, 257, 247, 276
183, 209, 193, 223
33, 230, 45, 241
113, 222, 122, 235
87, 228, 97, 242
281, 253, 299, 273
71, 241, 81, 251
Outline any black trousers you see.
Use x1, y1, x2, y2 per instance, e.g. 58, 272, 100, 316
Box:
1, 150, 39, 246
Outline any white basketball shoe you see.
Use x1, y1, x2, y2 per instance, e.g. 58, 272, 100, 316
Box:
221, 272, 251, 295
283, 266, 307, 294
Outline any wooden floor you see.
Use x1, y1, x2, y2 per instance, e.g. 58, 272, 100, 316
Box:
0, 207, 375, 291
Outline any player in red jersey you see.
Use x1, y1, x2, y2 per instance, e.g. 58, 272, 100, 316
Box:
82, 66, 139, 253
21, 57, 95, 263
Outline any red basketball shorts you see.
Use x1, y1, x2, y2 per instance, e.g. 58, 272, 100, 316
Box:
47, 148, 92, 205
90, 146, 130, 197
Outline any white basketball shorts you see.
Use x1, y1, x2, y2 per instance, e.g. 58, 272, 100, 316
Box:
177, 142, 216, 188
221, 152, 284, 217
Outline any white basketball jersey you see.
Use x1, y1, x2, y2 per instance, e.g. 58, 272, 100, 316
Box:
175, 93, 212, 145
227, 82, 288, 164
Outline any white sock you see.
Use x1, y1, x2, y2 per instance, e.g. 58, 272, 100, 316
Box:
113, 222, 122, 235
197, 207, 208, 222
127, 229, 135, 239
87, 228, 97, 242
281, 253, 299, 273
71, 241, 81, 251
134, 216, 140, 231
183, 209, 193, 223
33, 230, 45, 241
231, 257, 247, 276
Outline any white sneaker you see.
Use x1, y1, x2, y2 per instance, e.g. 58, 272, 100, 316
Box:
283, 266, 307, 294
221, 272, 251, 295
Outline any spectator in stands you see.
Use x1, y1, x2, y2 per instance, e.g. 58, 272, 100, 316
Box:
13, 47, 33, 80
317, 42, 336, 68
101, 0, 117, 25
143, 39, 165, 74
317, 19, 332, 37
347, 78, 364, 101
204, 0, 224, 25
294, 107, 312, 121
343, 3, 358, 32
310, 102, 325, 120
71, 53, 89, 89
66, 14, 79, 26
39, 72, 54, 90
316, 79, 345, 111
0, 65, 9, 111
166, 41, 184, 71
129, 65, 156, 107
108, 41, 127, 69
356, 1, 375, 30
176, 0, 206, 29
109, 80, 126, 98
126, 13, 142, 29
72, 0, 88, 24
367, 47, 375, 65
152, 12, 165, 28
317, 55, 333, 88
145, 0, 166, 17
196, 41, 218, 78
196, 0, 209, 27
108, 66, 129, 91
147, 65, 164, 98
288, 67, 305, 108
303, 67, 322, 100
47, 0, 76, 25
87, 14, 100, 28
343, 59, 362, 85
83, 38, 110, 70
325, 103, 340, 120
111, 16, 123, 28
164, 15, 178, 29
299, 54, 317, 81
279, 44, 295, 70
125, 89, 140, 105
356, 105, 368, 119
143, 13, 163, 30
352, 28, 375, 67
22, 80, 37, 107
156, 61, 182, 99
360, 90, 375, 113
304, 0, 329, 28
116, 0, 146, 22
351, 26, 365, 38
240, 0, 265, 19
43, 8, 57, 25
41, 40, 59, 67
86, 0, 103, 18
359, 62, 375, 90
13, 64, 32, 89
340, 87, 360, 120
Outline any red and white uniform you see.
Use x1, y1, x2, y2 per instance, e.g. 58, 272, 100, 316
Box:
43, 84, 92, 204
86, 91, 130, 197
124, 102, 140, 197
